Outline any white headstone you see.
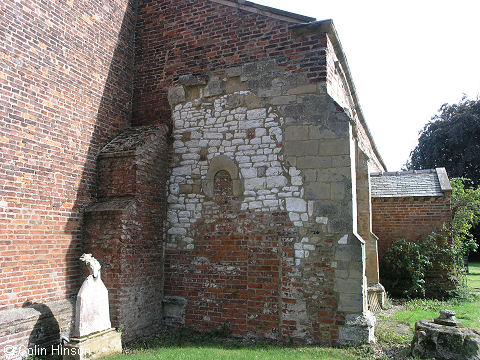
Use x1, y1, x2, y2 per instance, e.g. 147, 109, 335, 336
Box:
74, 254, 112, 338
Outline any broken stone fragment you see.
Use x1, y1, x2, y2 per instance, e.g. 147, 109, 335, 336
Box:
411, 310, 480, 360
434, 309, 461, 327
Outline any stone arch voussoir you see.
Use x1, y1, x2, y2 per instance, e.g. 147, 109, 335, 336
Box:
202, 155, 243, 197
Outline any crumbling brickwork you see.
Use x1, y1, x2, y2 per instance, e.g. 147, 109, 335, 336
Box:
84, 125, 169, 341
134, 0, 324, 125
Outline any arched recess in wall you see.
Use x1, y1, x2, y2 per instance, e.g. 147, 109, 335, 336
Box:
202, 155, 243, 198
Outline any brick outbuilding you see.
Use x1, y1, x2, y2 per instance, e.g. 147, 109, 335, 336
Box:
371, 168, 452, 259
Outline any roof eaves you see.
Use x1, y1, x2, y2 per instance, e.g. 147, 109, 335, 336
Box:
209, 0, 316, 23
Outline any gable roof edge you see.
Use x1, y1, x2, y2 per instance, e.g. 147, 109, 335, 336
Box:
208, 0, 316, 24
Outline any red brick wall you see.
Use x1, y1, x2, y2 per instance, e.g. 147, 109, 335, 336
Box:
164, 171, 340, 343
0, 0, 136, 309
84, 126, 169, 341
133, 0, 328, 125
372, 196, 451, 259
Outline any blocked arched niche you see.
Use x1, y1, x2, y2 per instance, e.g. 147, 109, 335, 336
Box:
202, 155, 243, 197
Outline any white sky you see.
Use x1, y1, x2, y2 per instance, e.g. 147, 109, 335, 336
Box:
253, 0, 480, 170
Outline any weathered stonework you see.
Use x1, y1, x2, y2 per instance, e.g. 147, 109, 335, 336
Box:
411, 311, 480, 360
164, 56, 383, 344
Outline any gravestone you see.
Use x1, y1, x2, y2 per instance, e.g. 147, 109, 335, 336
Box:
63, 254, 122, 360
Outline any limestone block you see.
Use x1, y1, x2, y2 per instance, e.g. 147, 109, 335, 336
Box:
287, 84, 317, 95
328, 218, 351, 233
286, 198, 307, 212
296, 156, 332, 169
178, 74, 207, 86
63, 328, 122, 360
338, 312, 376, 345
305, 183, 330, 200
172, 166, 191, 176
334, 246, 355, 262
309, 126, 338, 139
285, 126, 308, 141
285, 140, 319, 156
246, 108, 266, 120
318, 139, 350, 156
266, 175, 288, 188
331, 182, 346, 200
244, 178, 265, 191
241, 167, 257, 179
225, 66, 242, 78
348, 261, 364, 280
204, 76, 224, 97
270, 95, 296, 105
168, 86, 186, 106
291, 176, 303, 186
337, 293, 365, 313
334, 278, 363, 294
331, 155, 351, 167
168, 227, 187, 235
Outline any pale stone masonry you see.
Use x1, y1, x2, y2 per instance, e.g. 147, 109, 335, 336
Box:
166, 49, 384, 344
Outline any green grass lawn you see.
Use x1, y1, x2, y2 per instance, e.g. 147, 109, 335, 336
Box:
388, 262, 480, 333
103, 344, 373, 360
390, 297, 480, 331
468, 261, 480, 290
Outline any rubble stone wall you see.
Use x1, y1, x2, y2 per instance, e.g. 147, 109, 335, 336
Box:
164, 60, 372, 344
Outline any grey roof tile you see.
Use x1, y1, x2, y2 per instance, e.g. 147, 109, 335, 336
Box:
370, 169, 449, 198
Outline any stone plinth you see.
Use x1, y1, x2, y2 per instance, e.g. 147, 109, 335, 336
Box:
411, 311, 480, 360
338, 311, 376, 345
63, 328, 122, 360
367, 283, 386, 312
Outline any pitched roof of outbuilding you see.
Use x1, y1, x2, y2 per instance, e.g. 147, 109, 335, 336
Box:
370, 168, 452, 198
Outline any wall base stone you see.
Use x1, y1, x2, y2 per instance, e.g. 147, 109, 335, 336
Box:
63, 328, 122, 360
337, 312, 376, 345
367, 283, 386, 312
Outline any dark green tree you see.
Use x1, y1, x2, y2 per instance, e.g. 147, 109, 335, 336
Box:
409, 97, 480, 186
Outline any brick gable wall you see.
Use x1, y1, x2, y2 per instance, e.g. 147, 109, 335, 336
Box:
372, 196, 451, 259
133, 0, 328, 126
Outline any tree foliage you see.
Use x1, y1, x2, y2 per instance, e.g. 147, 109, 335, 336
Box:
380, 179, 480, 299
449, 178, 480, 255
409, 97, 480, 186
380, 236, 460, 299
